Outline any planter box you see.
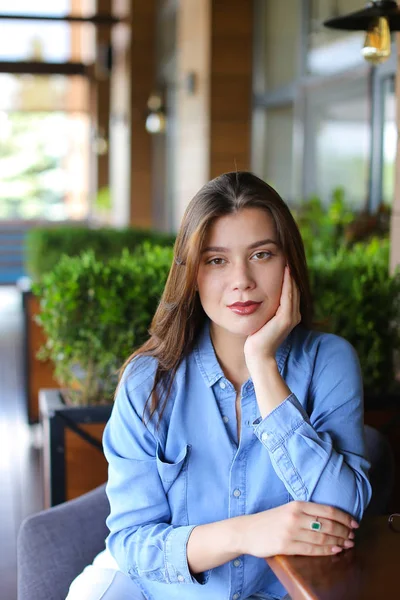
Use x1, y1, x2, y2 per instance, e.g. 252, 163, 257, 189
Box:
22, 289, 59, 423
40, 389, 112, 507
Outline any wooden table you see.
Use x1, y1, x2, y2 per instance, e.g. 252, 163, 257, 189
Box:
266, 516, 400, 599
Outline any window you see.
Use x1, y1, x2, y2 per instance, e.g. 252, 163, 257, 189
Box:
263, 105, 294, 202
0, 0, 95, 63
304, 78, 370, 209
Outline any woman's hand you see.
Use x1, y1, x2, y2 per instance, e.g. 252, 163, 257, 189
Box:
239, 501, 358, 559
244, 265, 301, 368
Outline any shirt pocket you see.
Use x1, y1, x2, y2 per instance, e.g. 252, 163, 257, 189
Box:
155, 443, 191, 526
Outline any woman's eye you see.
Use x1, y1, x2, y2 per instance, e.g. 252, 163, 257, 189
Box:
252, 251, 272, 260
206, 257, 225, 265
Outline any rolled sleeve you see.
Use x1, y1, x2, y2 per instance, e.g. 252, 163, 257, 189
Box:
165, 525, 211, 584
254, 394, 309, 451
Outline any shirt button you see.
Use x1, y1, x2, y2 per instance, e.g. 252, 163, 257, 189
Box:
177, 575, 185, 582
219, 381, 226, 389
222, 415, 229, 423
233, 594, 240, 600
233, 489, 241, 498
233, 559, 241, 567
261, 432, 269, 441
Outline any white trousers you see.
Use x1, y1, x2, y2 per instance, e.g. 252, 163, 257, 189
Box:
65, 549, 145, 600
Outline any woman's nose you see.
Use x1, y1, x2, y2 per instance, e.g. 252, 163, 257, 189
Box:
231, 262, 255, 290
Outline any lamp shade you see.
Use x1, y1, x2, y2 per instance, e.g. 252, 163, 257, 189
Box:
324, 1, 400, 31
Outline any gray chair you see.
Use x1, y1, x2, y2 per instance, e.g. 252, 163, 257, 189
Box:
17, 425, 395, 600
17, 484, 109, 600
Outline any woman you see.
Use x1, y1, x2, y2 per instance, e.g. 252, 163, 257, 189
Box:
67, 172, 371, 600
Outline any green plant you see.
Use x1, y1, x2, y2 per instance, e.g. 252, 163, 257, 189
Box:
33, 243, 174, 405
25, 225, 176, 281
294, 188, 356, 260
309, 237, 400, 396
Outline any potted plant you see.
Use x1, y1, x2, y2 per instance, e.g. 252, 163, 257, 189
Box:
34, 243, 173, 506
22, 224, 175, 423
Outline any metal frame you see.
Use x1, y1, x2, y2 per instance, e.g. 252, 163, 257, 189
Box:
0, 61, 87, 75
0, 13, 120, 25
40, 389, 112, 506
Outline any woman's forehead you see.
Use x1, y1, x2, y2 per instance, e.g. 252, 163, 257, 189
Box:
203, 208, 277, 247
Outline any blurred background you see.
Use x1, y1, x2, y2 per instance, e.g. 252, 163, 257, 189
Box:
1, 1, 400, 599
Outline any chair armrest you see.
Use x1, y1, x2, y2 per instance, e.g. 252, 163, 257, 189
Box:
364, 424, 395, 516
17, 484, 109, 600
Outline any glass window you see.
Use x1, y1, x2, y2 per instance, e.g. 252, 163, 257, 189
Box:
382, 76, 396, 206
0, 72, 90, 221
305, 79, 370, 209
263, 105, 294, 202
0, 0, 95, 63
0, 111, 90, 220
262, 0, 300, 91
308, 0, 366, 75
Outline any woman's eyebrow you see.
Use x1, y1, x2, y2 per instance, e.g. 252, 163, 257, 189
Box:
201, 238, 278, 254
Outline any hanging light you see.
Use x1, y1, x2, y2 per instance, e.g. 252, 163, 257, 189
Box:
145, 93, 166, 135
324, 1, 400, 65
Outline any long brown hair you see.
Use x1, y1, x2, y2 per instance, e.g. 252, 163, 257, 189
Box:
120, 171, 313, 423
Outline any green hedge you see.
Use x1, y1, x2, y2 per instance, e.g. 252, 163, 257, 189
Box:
309, 238, 400, 396
25, 225, 176, 280
34, 243, 174, 405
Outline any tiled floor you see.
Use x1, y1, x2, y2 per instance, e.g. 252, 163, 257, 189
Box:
0, 286, 44, 600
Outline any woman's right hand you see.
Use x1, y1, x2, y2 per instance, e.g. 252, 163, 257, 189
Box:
239, 501, 358, 558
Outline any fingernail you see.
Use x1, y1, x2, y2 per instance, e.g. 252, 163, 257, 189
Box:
344, 540, 354, 548
351, 520, 359, 529
348, 531, 355, 540
331, 546, 343, 553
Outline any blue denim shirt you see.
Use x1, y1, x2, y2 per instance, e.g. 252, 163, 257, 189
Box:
104, 321, 371, 600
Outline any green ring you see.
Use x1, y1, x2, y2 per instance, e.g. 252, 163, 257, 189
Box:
311, 520, 322, 531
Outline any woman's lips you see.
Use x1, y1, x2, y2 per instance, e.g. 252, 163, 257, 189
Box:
227, 302, 262, 316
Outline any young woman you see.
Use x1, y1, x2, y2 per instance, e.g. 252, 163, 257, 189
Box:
67, 172, 371, 600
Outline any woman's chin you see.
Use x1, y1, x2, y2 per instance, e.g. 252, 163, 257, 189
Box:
224, 315, 267, 338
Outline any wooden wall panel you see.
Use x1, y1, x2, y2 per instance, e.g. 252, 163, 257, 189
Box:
209, 0, 253, 180
129, 1, 157, 227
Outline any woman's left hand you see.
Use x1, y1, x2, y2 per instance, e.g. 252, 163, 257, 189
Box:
244, 265, 301, 368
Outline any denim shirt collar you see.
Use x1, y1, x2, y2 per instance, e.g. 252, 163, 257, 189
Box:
194, 318, 293, 388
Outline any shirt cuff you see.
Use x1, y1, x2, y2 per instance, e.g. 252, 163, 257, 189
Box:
165, 525, 211, 585
253, 393, 311, 450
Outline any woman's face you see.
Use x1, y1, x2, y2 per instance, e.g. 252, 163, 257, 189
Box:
197, 207, 286, 340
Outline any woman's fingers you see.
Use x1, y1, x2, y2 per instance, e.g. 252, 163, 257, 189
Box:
294, 528, 354, 550
281, 267, 299, 325
298, 501, 358, 531
288, 541, 344, 556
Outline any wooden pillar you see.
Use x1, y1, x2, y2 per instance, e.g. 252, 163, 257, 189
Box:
129, 1, 156, 227
174, 0, 253, 228
209, 0, 253, 179
94, 0, 112, 193
390, 30, 400, 273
